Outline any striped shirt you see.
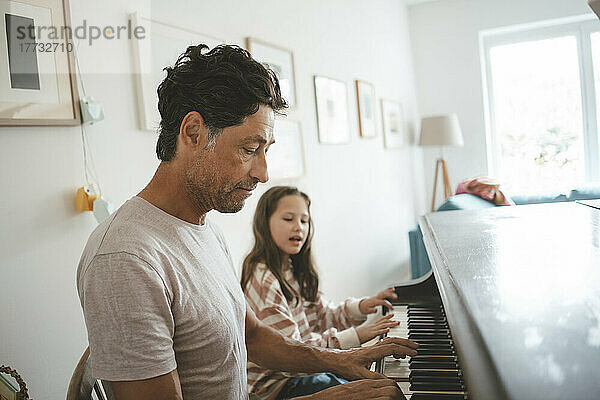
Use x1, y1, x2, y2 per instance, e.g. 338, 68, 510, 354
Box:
244, 262, 367, 399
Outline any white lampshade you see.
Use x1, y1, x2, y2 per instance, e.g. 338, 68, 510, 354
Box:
419, 114, 464, 147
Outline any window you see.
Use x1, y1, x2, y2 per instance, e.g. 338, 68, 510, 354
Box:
481, 16, 600, 194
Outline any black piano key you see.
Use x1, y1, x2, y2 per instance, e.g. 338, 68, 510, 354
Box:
407, 303, 442, 309
410, 370, 461, 378
409, 318, 447, 324
409, 322, 448, 327
408, 310, 445, 315
411, 339, 453, 345
409, 319, 446, 323
408, 307, 443, 312
411, 356, 457, 363
410, 375, 462, 383
417, 348, 455, 356
410, 361, 458, 369
409, 333, 451, 340
416, 342, 453, 347
410, 329, 450, 334
408, 313, 446, 318
411, 328, 450, 334
408, 317, 446, 322
408, 306, 444, 310
409, 327, 449, 331
408, 312, 445, 318
407, 302, 442, 309
410, 324, 448, 329
408, 308, 444, 313
410, 328, 449, 332
416, 346, 454, 353
409, 323, 449, 329
410, 392, 466, 400
411, 314, 445, 318
410, 382, 465, 392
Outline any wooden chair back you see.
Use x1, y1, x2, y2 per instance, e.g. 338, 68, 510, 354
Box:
66, 347, 113, 400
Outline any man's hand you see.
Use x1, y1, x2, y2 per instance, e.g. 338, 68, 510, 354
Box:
330, 337, 418, 380
356, 314, 400, 343
295, 379, 406, 400
359, 288, 398, 314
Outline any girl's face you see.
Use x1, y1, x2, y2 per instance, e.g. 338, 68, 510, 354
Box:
269, 194, 310, 257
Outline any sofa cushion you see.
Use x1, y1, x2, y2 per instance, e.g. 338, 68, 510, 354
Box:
510, 193, 568, 205
436, 193, 497, 211
568, 184, 600, 201
409, 227, 431, 279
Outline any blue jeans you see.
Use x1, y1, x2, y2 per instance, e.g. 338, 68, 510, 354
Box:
277, 373, 349, 399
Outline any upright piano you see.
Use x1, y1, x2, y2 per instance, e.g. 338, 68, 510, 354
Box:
378, 202, 600, 400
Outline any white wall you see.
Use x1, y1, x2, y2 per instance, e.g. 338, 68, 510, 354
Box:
0, 0, 422, 398
409, 0, 593, 207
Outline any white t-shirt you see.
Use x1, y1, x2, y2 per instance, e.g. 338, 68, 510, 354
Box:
77, 196, 247, 399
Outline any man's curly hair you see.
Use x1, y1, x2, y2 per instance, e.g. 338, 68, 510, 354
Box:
156, 44, 288, 161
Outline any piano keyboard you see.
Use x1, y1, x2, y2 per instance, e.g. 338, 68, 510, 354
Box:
382, 304, 468, 400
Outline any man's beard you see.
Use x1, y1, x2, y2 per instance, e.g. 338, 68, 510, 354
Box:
216, 187, 246, 213
185, 172, 254, 214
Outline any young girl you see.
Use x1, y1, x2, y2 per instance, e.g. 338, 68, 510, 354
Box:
241, 186, 400, 400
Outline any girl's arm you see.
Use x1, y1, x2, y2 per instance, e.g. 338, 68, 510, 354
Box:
312, 295, 368, 330
313, 288, 400, 347
309, 296, 369, 347
246, 268, 346, 349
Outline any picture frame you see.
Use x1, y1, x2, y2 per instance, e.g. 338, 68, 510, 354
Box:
268, 119, 305, 180
313, 75, 350, 144
381, 99, 405, 149
131, 13, 224, 131
355, 80, 376, 138
246, 37, 296, 108
0, 0, 80, 126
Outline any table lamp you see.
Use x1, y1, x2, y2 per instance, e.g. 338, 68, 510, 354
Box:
419, 114, 464, 211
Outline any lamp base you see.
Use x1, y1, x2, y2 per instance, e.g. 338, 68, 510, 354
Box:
431, 158, 453, 212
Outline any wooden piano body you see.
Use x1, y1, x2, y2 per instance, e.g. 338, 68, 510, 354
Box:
386, 202, 600, 400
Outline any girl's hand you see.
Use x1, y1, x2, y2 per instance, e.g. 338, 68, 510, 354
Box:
359, 288, 398, 314
356, 314, 400, 343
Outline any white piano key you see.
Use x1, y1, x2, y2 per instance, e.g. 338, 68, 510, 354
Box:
387, 305, 409, 338
397, 380, 412, 397
384, 355, 411, 381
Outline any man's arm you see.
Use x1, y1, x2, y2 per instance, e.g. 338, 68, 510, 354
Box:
245, 305, 418, 379
108, 370, 183, 400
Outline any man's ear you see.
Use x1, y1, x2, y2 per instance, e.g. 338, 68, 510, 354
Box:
179, 111, 208, 150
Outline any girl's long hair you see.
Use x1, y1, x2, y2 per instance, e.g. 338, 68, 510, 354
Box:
241, 186, 319, 304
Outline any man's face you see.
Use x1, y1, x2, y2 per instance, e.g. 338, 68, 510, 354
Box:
186, 105, 275, 213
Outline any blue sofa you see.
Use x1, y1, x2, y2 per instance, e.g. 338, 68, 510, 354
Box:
409, 185, 600, 279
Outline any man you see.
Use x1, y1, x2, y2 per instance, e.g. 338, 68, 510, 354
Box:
77, 44, 417, 399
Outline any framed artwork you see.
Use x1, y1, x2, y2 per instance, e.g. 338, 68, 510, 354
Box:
381, 99, 405, 149
268, 119, 305, 180
246, 38, 296, 108
0, 0, 80, 126
355, 80, 376, 138
131, 13, 223, 131
313, 75, 350, 144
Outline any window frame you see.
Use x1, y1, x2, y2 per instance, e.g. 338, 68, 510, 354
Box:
480, 15, 600, 185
